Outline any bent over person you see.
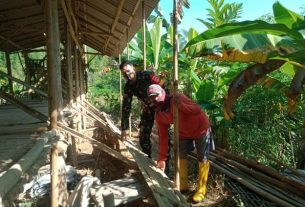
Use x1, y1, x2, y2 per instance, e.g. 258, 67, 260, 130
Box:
147, 84, 215, 203
119, 61, 164, 158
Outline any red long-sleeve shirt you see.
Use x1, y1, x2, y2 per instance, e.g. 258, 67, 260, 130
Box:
156, 93, 210, 161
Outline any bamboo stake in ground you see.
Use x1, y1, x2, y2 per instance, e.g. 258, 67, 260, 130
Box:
172, 0, 180, 190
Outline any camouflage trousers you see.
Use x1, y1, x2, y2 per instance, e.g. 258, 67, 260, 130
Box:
139, 106, 155, 158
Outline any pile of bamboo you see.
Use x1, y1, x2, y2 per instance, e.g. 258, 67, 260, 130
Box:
208, 148, 305, 207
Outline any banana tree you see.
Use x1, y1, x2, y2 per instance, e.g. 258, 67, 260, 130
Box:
184, 2, 305, 119
197, 0, 243, 29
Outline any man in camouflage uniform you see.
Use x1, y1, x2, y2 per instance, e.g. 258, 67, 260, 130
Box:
120, 61, 164, 158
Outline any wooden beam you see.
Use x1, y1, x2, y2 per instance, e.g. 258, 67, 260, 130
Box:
0, 90, 48, 122
64, 0, 78, 31
65, 25, 74, 104
0, 35, 23, 50
5, 52, 14, 94
58, 123, 136, 167
77, 12, 124, 36
79, 31, 110, 37
127, 0, 142, 26
0, 123, 48, 135
104, 0, 125, 51
60, 0, 83, 55
77, 1, 129, 28
0, 71, 48, 97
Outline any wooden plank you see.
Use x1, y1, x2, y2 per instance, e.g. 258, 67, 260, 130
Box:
90, 177, 148, 206
58, 123, 136, 168
0, 123, 48, 135
125, 141, 189, 207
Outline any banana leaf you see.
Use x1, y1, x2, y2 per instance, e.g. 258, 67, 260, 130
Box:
224, 60, 285, 120
185, 20, 303, 47
273, 1, 305, 30
186, 31, 305, 63
150, 16, 162, 69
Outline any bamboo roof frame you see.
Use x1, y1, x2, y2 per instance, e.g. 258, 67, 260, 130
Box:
0, 0, 159, 57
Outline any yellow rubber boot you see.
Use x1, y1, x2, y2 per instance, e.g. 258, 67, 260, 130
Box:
193, 161, 210, 202
179, 159, 188, 192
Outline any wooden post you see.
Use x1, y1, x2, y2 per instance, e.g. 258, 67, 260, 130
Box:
46, 0, 63, 129
79, 50, 86, 130
142, 0, 146, 70
66, 26, 74, 105
126, 29, 132, 137
119, 54, 123, 118
173, 0, 180, 190
74, 47, 82, 132
51, 144, 59, 207
23, 52, 31, 85
5, 52, 14, 95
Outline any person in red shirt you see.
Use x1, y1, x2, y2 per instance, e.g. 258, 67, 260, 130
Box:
147, 84, 215, 203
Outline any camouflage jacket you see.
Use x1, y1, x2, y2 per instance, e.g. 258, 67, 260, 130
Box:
121, 70, 163, 130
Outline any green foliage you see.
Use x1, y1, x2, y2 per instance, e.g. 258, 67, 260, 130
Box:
87, 59, 121, 119
273, 1, 305, 30
257, 13, 275, 24
197, 0, 243, 29
228, 85, 304, 167
0, 51, 25, 93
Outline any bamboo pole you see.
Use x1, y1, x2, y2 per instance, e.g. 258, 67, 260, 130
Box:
65, 26, 74, 105
5, 52, 14, 95
58, 123, 136, 167
0, 34, 23, 50
119, 54, 123, 118
46, 0, 63, 129
17, 52, 25, 72
142, 0, 146, 70
216, 148, 305, 193
0, 71, 48, 97
51, 144, 59, 207
172, 0, 180, 190
65, 26, 78, 166
0, 137, 49, 205
23, 52, 31, 85
210, 160, 296, 207
211, 152, 305, 199
0, 90, 48, 122
126, 30, 132, 137
257, 149, 305, 179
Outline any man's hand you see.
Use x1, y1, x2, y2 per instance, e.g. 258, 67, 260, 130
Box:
121, 130, 128, 141
156, 160, 166, 172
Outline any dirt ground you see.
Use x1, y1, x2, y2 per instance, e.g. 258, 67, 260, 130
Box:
15, 122, 236, 207
73, 125, 236, 207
